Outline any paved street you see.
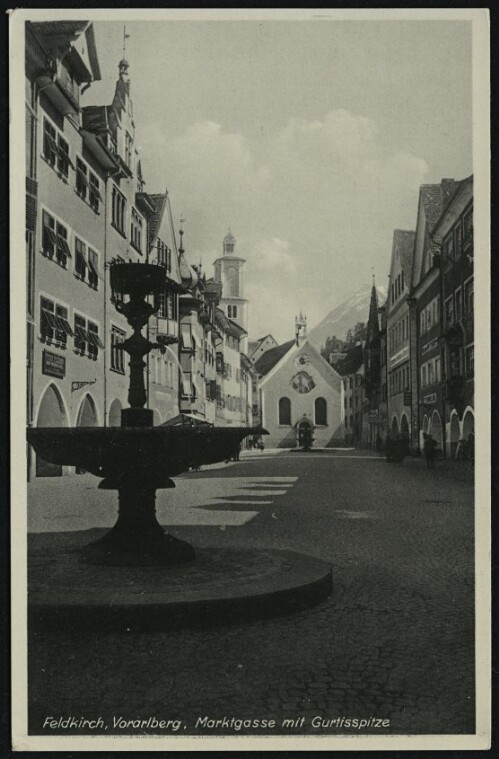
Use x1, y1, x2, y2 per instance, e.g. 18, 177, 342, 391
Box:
28, 449, 475, 736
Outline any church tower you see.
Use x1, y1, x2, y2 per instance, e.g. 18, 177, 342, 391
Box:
213, 230, 248, 352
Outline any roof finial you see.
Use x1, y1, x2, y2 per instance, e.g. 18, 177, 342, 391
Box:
179, 215, 186, 254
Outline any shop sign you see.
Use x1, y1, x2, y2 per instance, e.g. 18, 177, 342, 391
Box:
42, 350, 65, 379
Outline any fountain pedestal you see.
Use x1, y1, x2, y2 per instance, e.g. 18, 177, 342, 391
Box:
81, 481, 195, 566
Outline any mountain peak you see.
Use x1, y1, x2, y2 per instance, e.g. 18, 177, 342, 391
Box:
307, 283, 387, 349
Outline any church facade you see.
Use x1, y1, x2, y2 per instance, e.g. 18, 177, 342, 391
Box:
256, 318, 344, 449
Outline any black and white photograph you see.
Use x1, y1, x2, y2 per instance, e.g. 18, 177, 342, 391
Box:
9, 8, 490, 751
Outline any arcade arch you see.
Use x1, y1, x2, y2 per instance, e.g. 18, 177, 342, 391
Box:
35, 383, 68, 477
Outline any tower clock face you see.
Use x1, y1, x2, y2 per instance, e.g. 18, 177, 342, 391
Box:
291, 371, 315, 394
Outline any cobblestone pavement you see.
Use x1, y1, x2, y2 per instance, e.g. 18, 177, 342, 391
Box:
28, 450, 475, 736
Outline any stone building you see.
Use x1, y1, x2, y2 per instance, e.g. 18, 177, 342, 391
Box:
255, 317, 344, 449
410, 180, 459, 453
386, 229, 416, 447
431, 176, 474, 456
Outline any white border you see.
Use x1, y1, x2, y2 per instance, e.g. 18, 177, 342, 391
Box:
10, 7, 490, 752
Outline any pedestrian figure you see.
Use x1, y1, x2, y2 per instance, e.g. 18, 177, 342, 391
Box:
423, 432, 437, 469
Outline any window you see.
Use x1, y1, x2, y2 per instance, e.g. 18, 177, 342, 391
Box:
74, 239, 100, 289
464, 280, 474, 315
87, 321, 102, 359
465, 345, 474, 377
156, 240, 172, 273
435, 357, 441, 382
43, 119, 57, 166
125, 132, 133, 168
233, 305, 238, 318
227, 305, 232, 318
88, 249, 100, 289
455, 288, 462, 322
112, 185, 126, 234
74, 314, 88, 354
278, 397, 291, 425
181, 324, 193, 350
420, 310, 426, 335
42, 118, 71, 177
57, 136, 70, 177
42, 211, 56, 257
315, 397, 327, 426
421, 364, 427, 387
131, 208, 143, 253
75, 237, 86, 279
76, 158, 88, 199
40, 297, 73, 346
89, 174, 101, 213
181, 373, 193, 398
74, 315, 103, 358
111, 326, 126, 373
445, 296, 454, 328
443, 232, 454, 263
55, 222, 71, 267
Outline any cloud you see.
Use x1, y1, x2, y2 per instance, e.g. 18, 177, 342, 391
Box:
138, 109, 430, 342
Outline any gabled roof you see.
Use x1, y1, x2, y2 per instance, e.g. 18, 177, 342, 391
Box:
254, 340, 296, 376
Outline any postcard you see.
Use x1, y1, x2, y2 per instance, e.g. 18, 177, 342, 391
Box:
9, 7, 490, 752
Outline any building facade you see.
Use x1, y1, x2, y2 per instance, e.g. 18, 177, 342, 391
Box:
386, 229, 416, 447
432, 177, 474, 456
256, 322, 344, 449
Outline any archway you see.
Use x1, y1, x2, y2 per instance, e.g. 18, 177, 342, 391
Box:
76, 394, 98, 473
400, 414, 409, 437
77, 394, 98, 427
35, 383, 68, 476
108, 398, 122, 427
449, 411, 460, 458
391, 417, 399, 439
431, 410, 443, 449
462, 408, 474, 440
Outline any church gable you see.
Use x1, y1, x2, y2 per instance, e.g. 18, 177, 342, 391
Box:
261, 340, 341, 395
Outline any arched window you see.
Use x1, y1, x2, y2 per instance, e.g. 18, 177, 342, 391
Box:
227, 305, 232, 318
233, 305, 238, 318
278, 397, 291, 425
315, 397, 327, 425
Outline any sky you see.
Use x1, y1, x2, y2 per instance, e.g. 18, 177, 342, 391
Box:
82, 18, 473, 343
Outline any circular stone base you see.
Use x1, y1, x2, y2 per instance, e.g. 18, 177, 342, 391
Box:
29, 530, 332, 630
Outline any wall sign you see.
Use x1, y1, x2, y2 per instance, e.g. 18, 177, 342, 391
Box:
42, 350, 65, 379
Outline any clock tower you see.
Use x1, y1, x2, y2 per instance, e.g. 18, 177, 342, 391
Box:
214, 230, 248, 352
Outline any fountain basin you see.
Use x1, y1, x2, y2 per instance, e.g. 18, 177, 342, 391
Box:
27, 425, 267, 566
28, 426, 264, 485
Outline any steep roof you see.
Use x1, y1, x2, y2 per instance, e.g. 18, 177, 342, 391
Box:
147, 193, 167, 248
420, 179, 459, 233
393, 229, 416, 282
254, 340, 295, 377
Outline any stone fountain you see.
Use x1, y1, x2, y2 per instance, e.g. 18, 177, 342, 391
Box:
28, 262, 264, 567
